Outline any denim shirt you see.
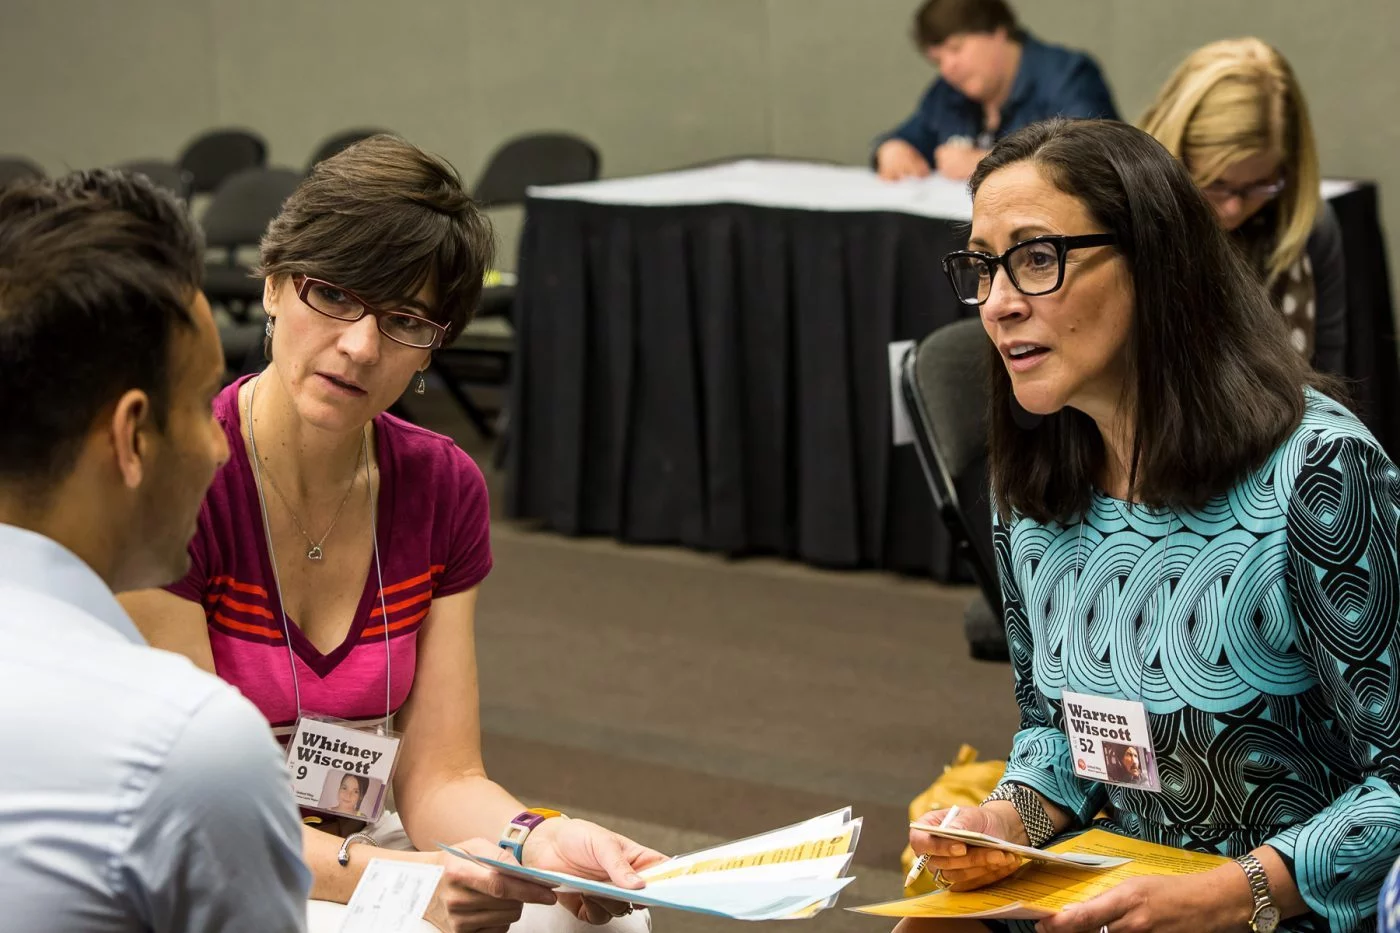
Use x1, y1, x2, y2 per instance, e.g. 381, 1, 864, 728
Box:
881, 33, 1119, 165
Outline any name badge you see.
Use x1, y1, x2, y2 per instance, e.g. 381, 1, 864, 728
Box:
286, 716, 401, 823
1062, 691, 1160, 792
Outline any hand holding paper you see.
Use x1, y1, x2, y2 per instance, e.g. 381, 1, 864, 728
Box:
854, 829, 1229, 921
441, 809, 862, 921
521, 818, 667, 923
909, 805, 1027, 891
429, 837, 558, 932
910, 822, 1128, 869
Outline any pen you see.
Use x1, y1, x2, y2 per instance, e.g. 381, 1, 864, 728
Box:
904, 805, 960, 887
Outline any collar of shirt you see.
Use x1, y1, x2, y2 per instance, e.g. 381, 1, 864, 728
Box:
1001, 32, 1046, 112
0, 522, 145, 645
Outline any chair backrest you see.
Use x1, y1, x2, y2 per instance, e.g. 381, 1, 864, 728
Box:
0, 156, 44, 189
472, 133, 600, 208
202, 167, 305, 250
902, 318, 1001, 617
307, 128, 391, 172
177, 129, 268, 195
116, 159, 194, 200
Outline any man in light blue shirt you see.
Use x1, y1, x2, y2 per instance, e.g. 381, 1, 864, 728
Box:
0, 171, 310, 930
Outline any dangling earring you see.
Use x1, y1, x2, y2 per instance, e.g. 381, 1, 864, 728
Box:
263, 316, 276, 362
413, 371, 426, 395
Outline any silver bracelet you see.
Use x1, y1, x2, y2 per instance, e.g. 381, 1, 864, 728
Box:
982, 782, 1056, 848
337, 831, 377, 867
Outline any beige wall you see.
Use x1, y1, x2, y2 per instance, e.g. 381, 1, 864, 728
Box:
3, 1, 1399, 292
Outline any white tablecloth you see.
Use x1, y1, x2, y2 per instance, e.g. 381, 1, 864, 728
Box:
528, 158, 1361, 222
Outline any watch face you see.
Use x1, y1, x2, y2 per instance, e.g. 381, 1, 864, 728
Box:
1253, 904, 1281, 933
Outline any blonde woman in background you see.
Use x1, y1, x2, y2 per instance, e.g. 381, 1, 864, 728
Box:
1142, 37, 1346, 375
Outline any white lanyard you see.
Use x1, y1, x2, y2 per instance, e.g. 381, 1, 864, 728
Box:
245, 374, 394, 734
1061, 503, 1173, 791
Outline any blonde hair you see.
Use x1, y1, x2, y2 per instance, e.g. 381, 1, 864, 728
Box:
1140, 38, 1320, 287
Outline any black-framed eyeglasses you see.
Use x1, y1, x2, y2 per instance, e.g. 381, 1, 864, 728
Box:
294, 276, 447, 349
1201, 177, 1286, 203
941, 234, 1118, 306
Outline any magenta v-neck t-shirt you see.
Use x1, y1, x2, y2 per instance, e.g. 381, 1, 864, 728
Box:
166, 376, 492, 740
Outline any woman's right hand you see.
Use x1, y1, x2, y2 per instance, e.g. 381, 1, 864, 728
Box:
909, 805, 1024, 892
875, 138, 932, 181
426, 837, 559, 933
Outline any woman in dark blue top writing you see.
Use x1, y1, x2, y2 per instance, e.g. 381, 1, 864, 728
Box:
875, 0, 1118, 181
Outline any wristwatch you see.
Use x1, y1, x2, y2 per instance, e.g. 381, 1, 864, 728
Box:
498, 807, 564, 864
982, 782, 1055, 848
1234, 853, 1281, 933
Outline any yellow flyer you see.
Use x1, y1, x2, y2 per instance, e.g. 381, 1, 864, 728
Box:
642, 825, 860, 882
851, 829, 1228, 919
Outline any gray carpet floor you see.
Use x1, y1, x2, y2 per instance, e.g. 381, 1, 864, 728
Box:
401, 377, 1022, 931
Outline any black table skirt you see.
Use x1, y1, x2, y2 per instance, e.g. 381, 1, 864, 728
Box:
506, 186, 1398, 582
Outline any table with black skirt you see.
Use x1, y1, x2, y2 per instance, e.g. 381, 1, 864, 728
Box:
505, 160, 1398, 583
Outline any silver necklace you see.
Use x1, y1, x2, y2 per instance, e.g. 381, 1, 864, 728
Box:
246, 374, 395, 733
249, 391, 363, 561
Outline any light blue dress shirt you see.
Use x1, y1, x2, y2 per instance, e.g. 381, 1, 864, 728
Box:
0, 523, 311, 932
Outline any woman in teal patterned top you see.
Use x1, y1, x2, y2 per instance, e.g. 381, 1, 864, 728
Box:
901, 119, 1400, 933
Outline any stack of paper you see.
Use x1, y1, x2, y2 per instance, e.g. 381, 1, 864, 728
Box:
443, 808, 862, 921
851, 829, 1227, 921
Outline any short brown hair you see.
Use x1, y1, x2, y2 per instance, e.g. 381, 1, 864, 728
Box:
258, 134, 493, 343
912, 0, 1020, 48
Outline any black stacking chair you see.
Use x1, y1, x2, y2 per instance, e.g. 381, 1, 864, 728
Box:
116, 160, 194, 200
472, 132, 601, 210
429, 133, 602, 441
0, 156, 44, 188
202, 167, 303, 375
177, 129, 268, 197
902, 318, 1007, 661
306, 128, 390, 172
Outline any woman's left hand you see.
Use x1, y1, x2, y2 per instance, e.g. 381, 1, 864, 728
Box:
1034, 872, 1252, 933
523, 818, 670, 924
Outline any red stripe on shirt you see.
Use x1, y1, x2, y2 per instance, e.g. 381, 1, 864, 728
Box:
209, 575, 270, 598
212, 611, 284, 641
363, 606, 430, 638
370, 589, 432, 619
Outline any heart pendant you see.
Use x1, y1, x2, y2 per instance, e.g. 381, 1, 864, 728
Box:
307, 545, 324, 561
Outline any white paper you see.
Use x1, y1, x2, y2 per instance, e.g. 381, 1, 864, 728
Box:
338, 859, 444, 933
437, 810, 861, 921
441, 848, 854, 921
909, 822, 1129, 869
889, 341, 916, 446
655, 854, 854, 886
643, 807, 855, 878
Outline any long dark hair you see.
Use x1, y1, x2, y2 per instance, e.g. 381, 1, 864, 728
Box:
972, 119, 1340, 524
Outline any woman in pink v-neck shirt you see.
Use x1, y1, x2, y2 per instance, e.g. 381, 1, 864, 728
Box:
119, 136, 663, 933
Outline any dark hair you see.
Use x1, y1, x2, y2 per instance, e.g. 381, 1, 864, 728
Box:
339, 773, 368, 799
913, 0, 1021, 48
0, 170, 203, 489
971, 119, 1341, 524
258, 134, 493, 344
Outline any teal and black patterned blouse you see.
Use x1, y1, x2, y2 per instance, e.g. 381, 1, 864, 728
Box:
995, 389, 1400, 932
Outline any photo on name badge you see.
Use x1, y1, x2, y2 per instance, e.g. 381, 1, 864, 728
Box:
319, 769, 385, 820
1102, 741, 1152, 785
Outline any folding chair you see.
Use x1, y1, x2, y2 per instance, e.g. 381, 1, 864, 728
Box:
901, 318, 1007, 661
177, 129, 268, 197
